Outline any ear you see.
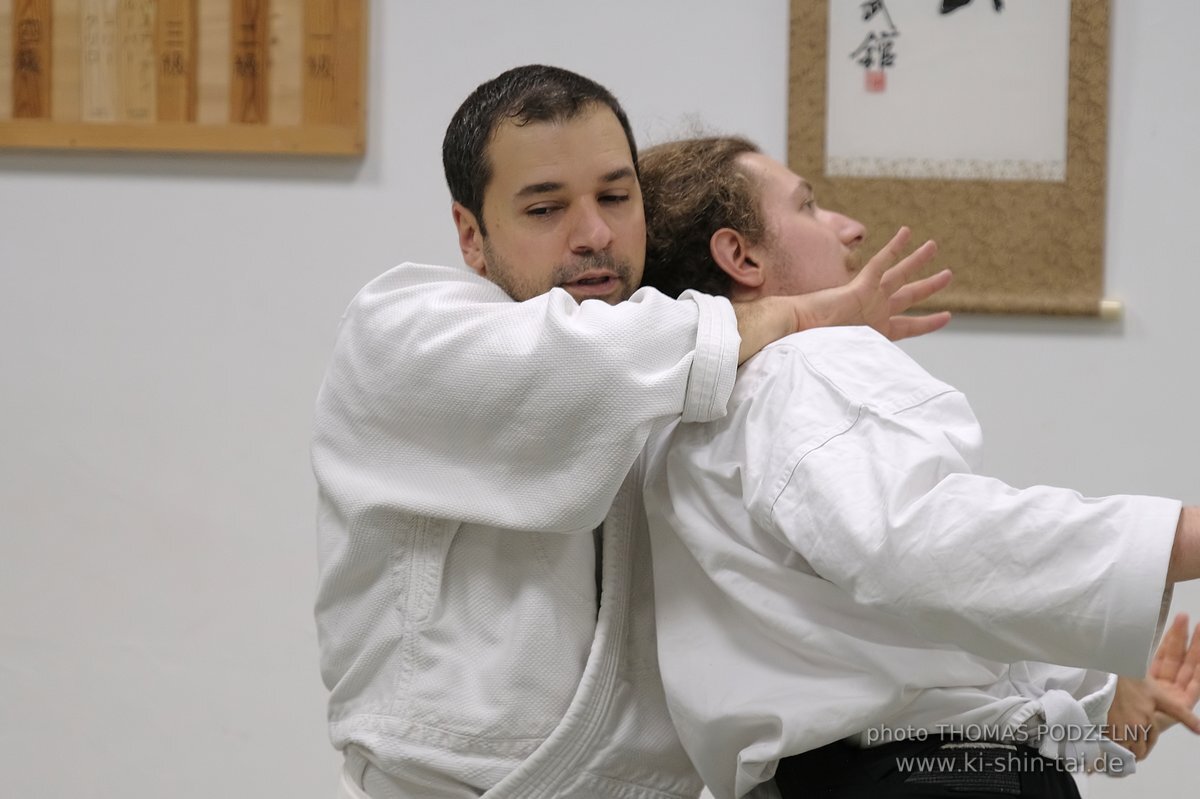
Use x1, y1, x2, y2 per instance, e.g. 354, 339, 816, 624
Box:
452, 202, 487, 275
709, 227, 765, 289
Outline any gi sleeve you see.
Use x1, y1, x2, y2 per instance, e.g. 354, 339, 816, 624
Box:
312, 262, 739, 532
747, 329, 1179, 677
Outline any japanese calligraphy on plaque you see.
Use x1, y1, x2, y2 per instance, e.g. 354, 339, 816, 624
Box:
0, 0, 366, 154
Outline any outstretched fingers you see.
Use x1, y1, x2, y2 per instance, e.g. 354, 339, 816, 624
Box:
875, 233, 951, 341
887, 311, 953, 342
889, 268, 953, 316
1151, 613, 1189, 682
1152, 683, 1200, 735
844, 227, 953, 341
880, 239, 940, 296
1145, 615, 1200, 737
858, 227, 914, 283
1180, 617, 1200, 704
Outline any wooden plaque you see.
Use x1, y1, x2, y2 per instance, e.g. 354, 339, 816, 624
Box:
0, 0, 365, 154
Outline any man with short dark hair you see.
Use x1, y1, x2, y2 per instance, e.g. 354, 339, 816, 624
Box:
311, 67, 952, 799
636, 136, 1200, 799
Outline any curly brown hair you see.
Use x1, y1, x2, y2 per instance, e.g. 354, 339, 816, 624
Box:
639, 136, 765, 299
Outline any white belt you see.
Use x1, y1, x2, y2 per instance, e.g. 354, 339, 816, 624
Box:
1036, 688, 1136, 775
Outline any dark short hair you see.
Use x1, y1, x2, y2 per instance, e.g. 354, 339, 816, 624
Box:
442, 64, 638, 235
639, 136, 765, 299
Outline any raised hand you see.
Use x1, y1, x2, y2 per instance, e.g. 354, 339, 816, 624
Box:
1148, 613, 1200, 734
1107, 614, 1200, 761
841, 227, 952, 341
733, 227, 954, 364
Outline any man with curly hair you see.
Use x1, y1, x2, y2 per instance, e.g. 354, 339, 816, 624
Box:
637, 135, 1200, 799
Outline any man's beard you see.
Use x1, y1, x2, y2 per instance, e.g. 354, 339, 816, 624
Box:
552, 252, 636, 296
482, 239, 637, 303
844, 246, 863, 276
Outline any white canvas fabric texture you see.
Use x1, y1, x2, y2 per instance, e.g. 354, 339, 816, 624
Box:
644, 326, 1179, 799
311, 261, 740, 798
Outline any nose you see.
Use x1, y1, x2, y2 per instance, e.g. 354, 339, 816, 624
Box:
818, 208, 866, 250
568, 200, 614, 254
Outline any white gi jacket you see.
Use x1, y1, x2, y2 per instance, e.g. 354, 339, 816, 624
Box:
643, 327, 1180, 799
311, 262, 740, 798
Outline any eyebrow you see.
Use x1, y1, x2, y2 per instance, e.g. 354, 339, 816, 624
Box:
514, 167, 636, 199
515, 181, 564, 198
601, 166, 636, 183
790, 179, 814, 204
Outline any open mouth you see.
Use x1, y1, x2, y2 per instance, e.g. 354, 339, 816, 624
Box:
563, 271, 621, 296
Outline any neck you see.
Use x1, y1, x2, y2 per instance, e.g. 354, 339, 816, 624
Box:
728, 284, 765, 303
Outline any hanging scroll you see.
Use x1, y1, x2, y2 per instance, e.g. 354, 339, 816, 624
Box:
789, 0, 1112, 315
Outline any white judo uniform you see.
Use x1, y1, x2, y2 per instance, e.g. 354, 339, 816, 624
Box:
643, 326, 1180, 799
311, 262, 741, 799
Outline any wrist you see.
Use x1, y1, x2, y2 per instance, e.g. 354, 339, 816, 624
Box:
792, 285, 854, 334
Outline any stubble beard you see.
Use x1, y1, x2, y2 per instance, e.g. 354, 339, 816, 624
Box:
553, 253, 637, 302
844, 246, 863, 276
482, 238, 638, 303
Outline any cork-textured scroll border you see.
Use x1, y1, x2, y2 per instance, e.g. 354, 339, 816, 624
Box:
789, 0, 1110, 315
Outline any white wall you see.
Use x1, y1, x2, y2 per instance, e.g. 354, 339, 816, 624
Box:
0, 1, 1194, 797
899, 2, 1200, 793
